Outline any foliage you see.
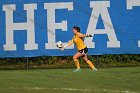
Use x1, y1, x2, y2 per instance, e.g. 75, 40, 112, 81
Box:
0, 55, 139, 69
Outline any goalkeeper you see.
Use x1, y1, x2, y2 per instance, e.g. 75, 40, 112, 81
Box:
61, 26, 97, 72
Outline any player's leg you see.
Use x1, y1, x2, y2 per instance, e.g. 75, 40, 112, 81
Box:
73, 52, 83, 72
82, 55, 97, 71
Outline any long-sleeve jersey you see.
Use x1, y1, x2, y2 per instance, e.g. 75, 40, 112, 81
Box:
68, 32, 87, 50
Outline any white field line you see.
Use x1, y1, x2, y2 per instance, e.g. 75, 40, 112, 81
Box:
102, 89, 138, 93
0, 87, 138, 93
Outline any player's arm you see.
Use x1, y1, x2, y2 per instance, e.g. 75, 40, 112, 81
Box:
61, 38, 74, 51
64, 39, 73, 48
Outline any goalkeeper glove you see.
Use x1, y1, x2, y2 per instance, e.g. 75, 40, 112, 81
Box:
86, 34, 92, 38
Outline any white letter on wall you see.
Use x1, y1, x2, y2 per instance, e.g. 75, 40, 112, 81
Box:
127, 0, 140, 47
3, 4, 38, 51
85, 1, 120, 48
44, 2, 73, 49
127, 0, 140, 10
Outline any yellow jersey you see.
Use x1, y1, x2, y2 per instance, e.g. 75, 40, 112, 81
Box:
68, 32, 87, 50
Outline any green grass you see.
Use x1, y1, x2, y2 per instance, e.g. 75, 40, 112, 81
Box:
0, 67, 139, 93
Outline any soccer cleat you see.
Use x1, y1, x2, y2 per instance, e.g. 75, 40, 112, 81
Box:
93, 67, 97, 71
73, 68, 81, 72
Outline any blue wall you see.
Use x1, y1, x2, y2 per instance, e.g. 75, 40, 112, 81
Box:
0, 0, 140, 57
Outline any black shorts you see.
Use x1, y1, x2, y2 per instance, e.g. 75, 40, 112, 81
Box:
78, 47, 88, 55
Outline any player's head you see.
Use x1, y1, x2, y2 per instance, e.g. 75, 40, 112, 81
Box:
72, 26, 80, 34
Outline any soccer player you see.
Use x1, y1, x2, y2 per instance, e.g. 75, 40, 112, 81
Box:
61, 26, 97, 72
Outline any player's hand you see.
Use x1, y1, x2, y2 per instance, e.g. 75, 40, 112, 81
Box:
60, 47, 65, 51
60, 44, 69, 51
86, 34, 92, 37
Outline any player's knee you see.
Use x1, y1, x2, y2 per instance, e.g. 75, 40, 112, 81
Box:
73, 56, 75, 60
73, 57, 78, 61
84, 59, 89, 62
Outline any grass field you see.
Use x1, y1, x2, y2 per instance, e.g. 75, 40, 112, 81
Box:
0, 67, 139, 93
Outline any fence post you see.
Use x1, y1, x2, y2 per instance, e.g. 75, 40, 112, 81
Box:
96, 55, 99, 69
26, 57, 29, 70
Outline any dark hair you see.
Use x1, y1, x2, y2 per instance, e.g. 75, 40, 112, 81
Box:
73, 26, 80, 32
